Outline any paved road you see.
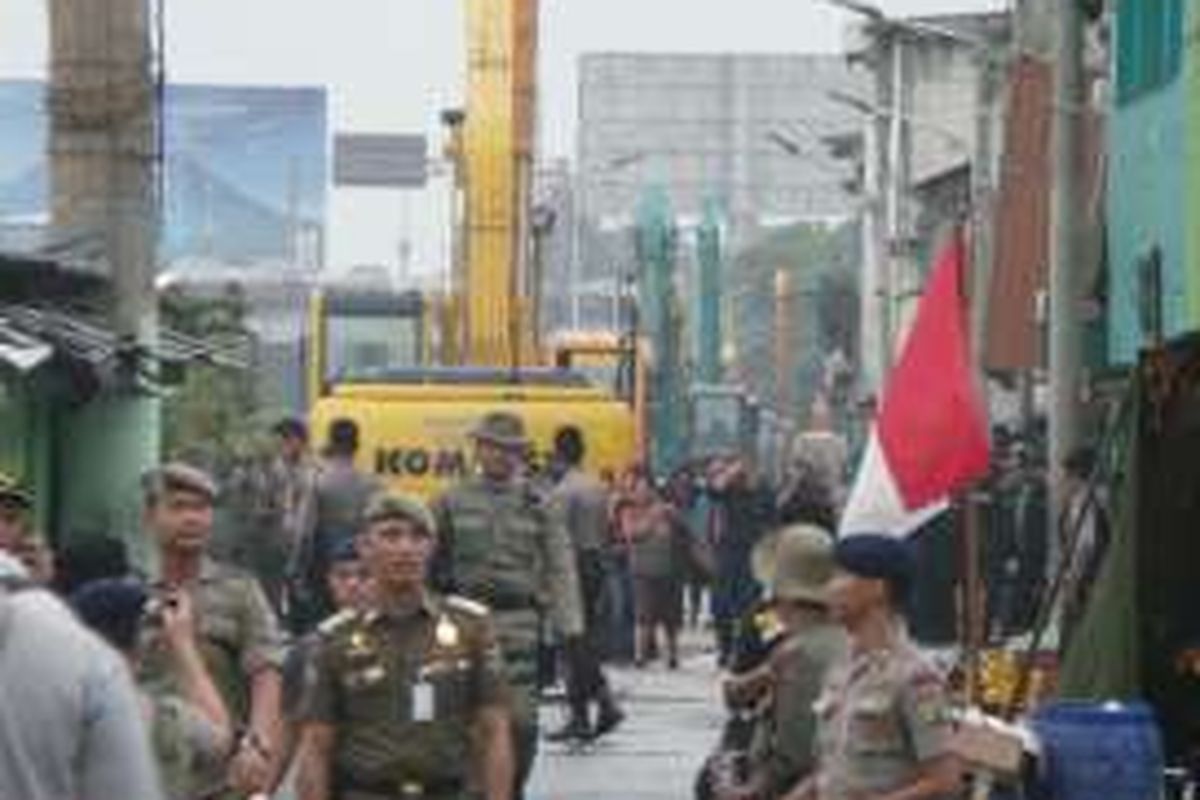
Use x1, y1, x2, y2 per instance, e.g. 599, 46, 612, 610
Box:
529, 633, 724, 800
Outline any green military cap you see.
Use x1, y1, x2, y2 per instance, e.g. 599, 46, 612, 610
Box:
364, 491, 437, 534
142, 461, 218, 502
0, 472, 32, 510
468, 410, 528, 449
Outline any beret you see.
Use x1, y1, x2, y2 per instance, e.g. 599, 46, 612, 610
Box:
142, 462, 217, 501
833, 533, 914, 583
364, 491, 437, 534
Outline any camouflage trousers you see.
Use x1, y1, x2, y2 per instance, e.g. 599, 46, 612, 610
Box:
493, 608, 543, 800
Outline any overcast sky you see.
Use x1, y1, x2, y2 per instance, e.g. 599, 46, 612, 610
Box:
0, 0, 1005, 275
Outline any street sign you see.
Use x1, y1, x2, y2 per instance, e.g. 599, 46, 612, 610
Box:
334, 133, 428, 188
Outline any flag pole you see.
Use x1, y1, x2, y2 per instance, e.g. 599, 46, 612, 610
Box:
961, 490, 987, 706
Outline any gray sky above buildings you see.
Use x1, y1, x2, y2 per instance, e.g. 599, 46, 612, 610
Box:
0, 0, 1003, 275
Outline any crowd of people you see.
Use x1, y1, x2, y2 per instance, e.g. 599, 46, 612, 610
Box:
0, 391, 1104, 800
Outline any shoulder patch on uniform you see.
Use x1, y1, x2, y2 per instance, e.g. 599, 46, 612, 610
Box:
444, 595, 489, 617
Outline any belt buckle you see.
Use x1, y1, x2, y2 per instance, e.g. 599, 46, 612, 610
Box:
399, 779, 424, 798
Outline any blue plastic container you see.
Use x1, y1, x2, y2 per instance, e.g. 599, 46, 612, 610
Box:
1032, 701, 1163, 800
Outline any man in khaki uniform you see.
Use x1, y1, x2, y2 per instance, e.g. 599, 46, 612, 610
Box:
719, 525, 846, 800
139, 462, 284, 798
296, 492, 513, 800
431, 411, 583, 799
785, 535, 959, 800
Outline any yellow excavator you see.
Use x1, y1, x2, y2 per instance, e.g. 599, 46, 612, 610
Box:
308, 0, 641, 499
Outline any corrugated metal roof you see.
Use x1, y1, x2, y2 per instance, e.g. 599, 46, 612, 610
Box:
0, 305, 250, 372
0, 321, 52, 372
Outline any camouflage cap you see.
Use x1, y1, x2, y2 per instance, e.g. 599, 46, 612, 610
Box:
0, 472, 32, 509
142, 462, 218, 503
468, 410, 528, 449
753, 524, 835, 606
364, 491, 437, 535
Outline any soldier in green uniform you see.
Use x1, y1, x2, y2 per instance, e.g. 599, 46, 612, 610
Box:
139, 462, 285, 798
785, 534, 960, 800
295, 492, 514, 800
431, 411, 583, 798
718, 525, 846, 800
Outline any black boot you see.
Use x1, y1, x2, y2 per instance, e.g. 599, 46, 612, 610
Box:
592, 693, 625, 739
546, 710, 592, 743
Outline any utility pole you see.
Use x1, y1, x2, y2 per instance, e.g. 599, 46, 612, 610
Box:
969, 55, 998, 365
861, 36, 893, 395
884, 31, 911, 371
49, 0, 159, 554
1048, 0, 1085, 533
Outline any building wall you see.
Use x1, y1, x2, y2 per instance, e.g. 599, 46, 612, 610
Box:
1108, 0, 1190, 363
1188, 4, 1200, 324
577, 53, 865, 286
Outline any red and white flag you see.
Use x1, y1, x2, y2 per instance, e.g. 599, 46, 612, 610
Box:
840, 229, 991, 538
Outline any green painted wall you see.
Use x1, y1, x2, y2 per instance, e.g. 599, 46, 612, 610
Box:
1187, 2, 1200, 322
58, 394, 161, 565
1108, 0, 1190, 363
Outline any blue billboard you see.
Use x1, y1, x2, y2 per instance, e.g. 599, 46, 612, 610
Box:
0, 80, 328, 272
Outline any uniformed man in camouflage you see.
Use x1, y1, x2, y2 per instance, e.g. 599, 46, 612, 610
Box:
139, 462, 285, 798
431, 411, 583, 798
296, 492, 514, 800
719, 525, 846, 800
785, 535, 960, 800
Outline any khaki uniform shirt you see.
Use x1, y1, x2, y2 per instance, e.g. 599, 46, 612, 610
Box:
432, 476, 583, 692
302, 593, 510, 798
752, 620, 846, 798
814, 633, 952, 800
140, 557, 284, 794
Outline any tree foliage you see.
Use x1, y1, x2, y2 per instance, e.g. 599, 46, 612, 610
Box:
159, 283, 263, 474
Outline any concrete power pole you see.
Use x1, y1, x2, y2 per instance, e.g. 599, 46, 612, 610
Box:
969, 55, 998, 365
49, 0, 160, 551
1048, 2, 1085, 532
884, 32, 912, 372
859, 36, 894, 397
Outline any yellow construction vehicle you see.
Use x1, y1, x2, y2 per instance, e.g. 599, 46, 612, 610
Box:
306, 0, 640, 499
307, 289, 638, 498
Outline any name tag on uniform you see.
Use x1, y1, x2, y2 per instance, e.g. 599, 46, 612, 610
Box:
412, 680, 435, 722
